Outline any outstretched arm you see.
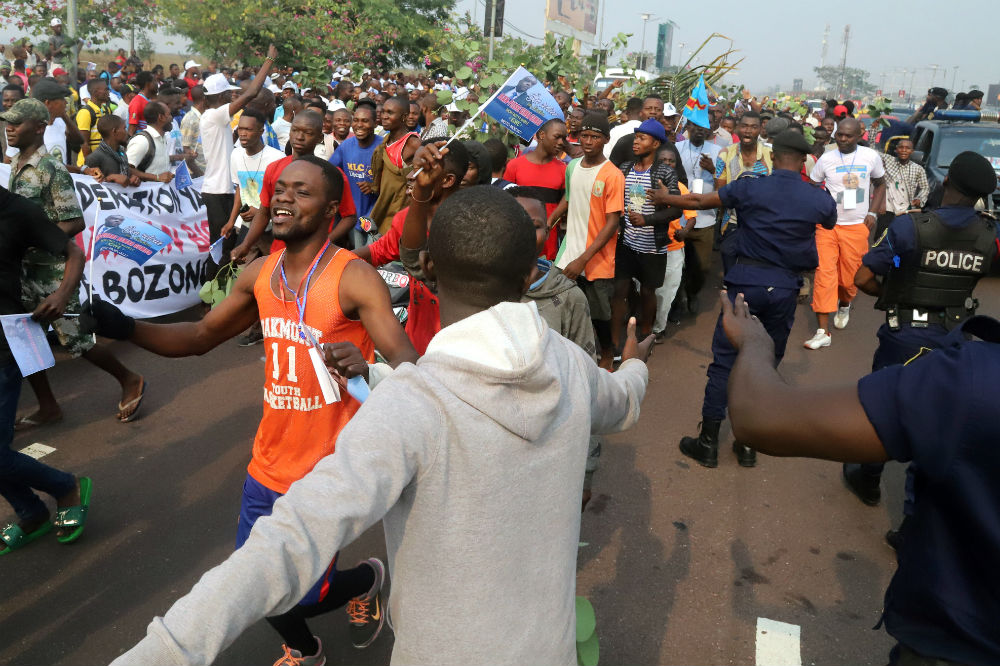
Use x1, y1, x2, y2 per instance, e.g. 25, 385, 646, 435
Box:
226, 45, 278, 117
89, 258, 265, 356
110, 387, 437, 666
721, 291, 887, 462
339, 259, 420, 368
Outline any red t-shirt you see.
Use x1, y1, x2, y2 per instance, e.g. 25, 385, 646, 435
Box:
503, 155, 567, 260
128, 93, 150, 130
260, 155, 356, 252
184, 76, 199, 100
367, 207, 439, 355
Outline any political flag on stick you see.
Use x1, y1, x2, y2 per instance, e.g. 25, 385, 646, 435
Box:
682, 74, 711, 130
174, 160, 194, 190
483, 66, 565, 142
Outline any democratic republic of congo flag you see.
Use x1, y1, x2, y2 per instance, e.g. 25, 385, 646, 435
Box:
682, 74, 710, 129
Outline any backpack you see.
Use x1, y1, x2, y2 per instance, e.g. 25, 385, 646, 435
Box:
128, 130, 156, 172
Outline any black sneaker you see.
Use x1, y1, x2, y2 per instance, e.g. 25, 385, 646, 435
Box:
347, 558, 386, 649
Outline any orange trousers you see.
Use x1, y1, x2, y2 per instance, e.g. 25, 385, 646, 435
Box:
812, 223, 871, 313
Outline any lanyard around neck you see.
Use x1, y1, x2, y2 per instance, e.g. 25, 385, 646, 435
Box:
278, 239, 331, 340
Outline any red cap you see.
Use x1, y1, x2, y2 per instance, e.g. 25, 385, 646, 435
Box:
51, 67, 67, 76
833, 104, 849, 117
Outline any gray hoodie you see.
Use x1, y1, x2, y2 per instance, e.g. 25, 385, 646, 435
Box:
111, 301, 648, 666
523, 259, 596, 359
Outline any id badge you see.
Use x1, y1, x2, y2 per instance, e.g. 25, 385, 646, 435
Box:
307, 345, 341, 404
843, 188, 857, 210
692, 178, 704, 194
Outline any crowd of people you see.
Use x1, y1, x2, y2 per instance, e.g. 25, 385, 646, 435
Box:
1, 34, 999, 666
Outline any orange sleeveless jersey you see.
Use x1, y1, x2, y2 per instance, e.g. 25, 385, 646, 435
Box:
249, 248, 375, 493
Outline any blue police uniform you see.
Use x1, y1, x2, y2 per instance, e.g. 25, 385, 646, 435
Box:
847, 206, 1000, 504
857, 316, 1000, 665
702, 170, 838, 421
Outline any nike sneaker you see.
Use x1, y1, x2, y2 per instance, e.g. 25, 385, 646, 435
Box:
833, 304, 851, 329
347, 557, 386, 649
803, 329, 832, 350
271, 637, 325, 666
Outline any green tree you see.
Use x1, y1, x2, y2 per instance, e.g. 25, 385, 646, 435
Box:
813, 66, 875, 96
159, 0, 453, 84
0, 0, 163, 52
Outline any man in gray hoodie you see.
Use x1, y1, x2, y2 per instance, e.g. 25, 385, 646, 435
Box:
109, 181, 651, 666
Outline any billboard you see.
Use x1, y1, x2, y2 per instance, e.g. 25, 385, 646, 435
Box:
545, 0, 598, 44
654, 22, 674, 70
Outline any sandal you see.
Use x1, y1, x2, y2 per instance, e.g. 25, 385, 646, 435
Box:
54, 477, 93, 544
117, 379, 147, 423
1, 520, 53, 555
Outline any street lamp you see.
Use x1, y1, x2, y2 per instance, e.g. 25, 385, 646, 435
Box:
639, 12, 656, 71
676, 42, 685, 69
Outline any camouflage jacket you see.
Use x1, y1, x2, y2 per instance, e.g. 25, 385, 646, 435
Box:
7, 145, 83, 225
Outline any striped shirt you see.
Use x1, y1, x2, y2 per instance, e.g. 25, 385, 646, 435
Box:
622, 165, 664, 254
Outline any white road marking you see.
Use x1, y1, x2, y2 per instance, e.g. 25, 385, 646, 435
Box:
19, 443, 56, 460
756, 617, 801, 666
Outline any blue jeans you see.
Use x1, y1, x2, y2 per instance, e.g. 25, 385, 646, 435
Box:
0, 362, 75, 521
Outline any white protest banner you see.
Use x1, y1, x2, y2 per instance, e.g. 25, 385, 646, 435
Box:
0, 164, 211, 319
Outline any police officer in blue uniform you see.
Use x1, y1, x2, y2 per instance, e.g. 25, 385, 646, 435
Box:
650, 130, 837, 467
719, 290, 1000, 666
844, 151, 999, 536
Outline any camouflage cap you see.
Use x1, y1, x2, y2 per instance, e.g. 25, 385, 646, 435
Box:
0, 98, 50, 124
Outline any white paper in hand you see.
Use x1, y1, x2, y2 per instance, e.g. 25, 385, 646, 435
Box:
0, 314, 56, 376
307, 345, 341, 404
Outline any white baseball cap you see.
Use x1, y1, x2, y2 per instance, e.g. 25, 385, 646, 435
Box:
202, 73, 239, 95
183, 59, 200, 72
664, 103, 678, 117
50, 17, 62, 26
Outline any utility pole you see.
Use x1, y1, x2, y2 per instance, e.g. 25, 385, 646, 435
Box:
819, 24, 829, 68
596, 0, 606, 73
67, 0, 78, 69
951, 65, 959, 91
837, 24, 850, 99
928, 63, 940, 89
908, 69, 917, 105
487, 0, 498, 61
639, 13, 654, 71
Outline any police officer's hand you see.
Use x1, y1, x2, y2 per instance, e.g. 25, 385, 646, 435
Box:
647, 187, 673, 207
719, 290, 773, 354
621, 317, 654, 364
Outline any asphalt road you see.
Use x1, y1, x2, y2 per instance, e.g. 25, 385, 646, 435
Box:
4, 274, 997, 666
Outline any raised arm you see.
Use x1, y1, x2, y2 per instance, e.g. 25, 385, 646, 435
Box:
339, 259, 419, 367
226, 44, 278, 117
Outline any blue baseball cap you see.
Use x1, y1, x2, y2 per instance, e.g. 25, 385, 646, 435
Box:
635, 118, 667, 144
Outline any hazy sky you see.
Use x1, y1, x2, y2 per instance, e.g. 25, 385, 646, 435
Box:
3, 0, 994, 97
455, 0, 996, 96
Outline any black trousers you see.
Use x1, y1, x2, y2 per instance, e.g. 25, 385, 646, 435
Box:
202, 192, 235, 278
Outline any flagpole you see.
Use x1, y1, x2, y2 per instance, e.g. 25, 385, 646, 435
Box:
411, 75, 512, 177
87, 199, 102, 343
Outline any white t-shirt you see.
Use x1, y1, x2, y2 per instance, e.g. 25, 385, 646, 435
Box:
230, 144, 285, 213
126, 125, 170, 175
810, 145, 885, 225
676, 139, 723, 229
605, 119, 640, 159
43, 118, 68, 165
200, 105, 236, 194
272, 117, 291, 151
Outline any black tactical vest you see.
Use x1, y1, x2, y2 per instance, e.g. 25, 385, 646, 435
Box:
876, 211, 996, 325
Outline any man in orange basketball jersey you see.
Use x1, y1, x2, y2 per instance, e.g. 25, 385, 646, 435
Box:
83, 155, 418, 665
